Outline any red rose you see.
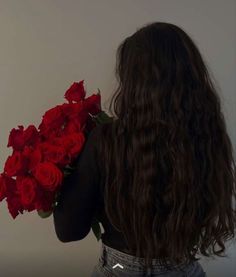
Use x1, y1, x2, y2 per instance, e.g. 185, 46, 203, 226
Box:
83, 93, 101, 115
22, 146, 42, 172
34, 187, 55, 212
63, 111, 88, 134
22, 125, 40, 146
32, 162, 63, 191
61, 102, 83, 118
38, 142, 67, 165
7, 125, 39, 151
64, 80, 86, 103
58, 132, 85, 160
0, 174, 17, 201
16, 175, 37, 207
6, 194, 24, 219
38, 105, 65, 137
0, 174, 7, 201
63, 121, 80, 134
4, 151, 27, 177
4, 175, 17, 198
1, 175, 24, 218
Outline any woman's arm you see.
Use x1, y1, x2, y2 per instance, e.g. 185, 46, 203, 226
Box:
53, 125, 101, 242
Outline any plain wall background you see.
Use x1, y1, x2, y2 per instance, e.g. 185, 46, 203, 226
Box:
0, 1, 235, 276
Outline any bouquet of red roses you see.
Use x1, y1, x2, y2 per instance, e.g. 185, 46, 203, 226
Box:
0, 80, 112, 239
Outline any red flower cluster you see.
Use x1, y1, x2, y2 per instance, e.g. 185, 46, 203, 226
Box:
0, 80, 101, 218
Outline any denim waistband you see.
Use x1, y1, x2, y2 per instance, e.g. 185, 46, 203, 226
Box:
98, 242, 194, 274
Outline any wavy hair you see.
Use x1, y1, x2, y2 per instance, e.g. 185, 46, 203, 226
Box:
96, 22, 236, 270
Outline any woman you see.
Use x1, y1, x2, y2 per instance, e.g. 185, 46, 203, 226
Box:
53, 22, 236, 277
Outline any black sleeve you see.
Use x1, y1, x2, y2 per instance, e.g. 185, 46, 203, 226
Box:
53, 125, 101, 242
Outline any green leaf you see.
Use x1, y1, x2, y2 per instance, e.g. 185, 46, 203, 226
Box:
37, 209, 53, 218
92, 111, 114, 125
91, 217, 102, 241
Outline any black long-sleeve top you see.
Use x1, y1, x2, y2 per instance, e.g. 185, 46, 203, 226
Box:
53, 123, 129, 252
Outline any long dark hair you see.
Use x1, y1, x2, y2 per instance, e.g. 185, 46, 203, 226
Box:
97, 22, 236, 270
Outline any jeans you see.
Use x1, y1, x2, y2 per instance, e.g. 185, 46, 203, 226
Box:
91, 242, 207, 277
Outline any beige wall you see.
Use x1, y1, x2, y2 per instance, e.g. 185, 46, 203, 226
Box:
0, 1, 235, 276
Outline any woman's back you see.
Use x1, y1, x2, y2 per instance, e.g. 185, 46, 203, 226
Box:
92, 21, 236, 276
